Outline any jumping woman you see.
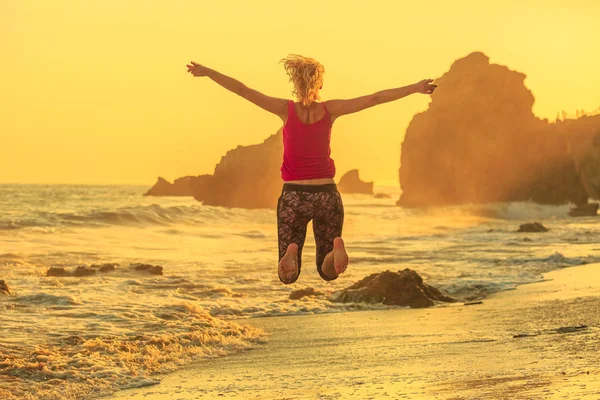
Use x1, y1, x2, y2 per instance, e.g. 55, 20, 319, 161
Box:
186, 55, 436, 284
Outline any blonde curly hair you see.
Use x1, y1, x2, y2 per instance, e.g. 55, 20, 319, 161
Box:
280, 55, 325, 106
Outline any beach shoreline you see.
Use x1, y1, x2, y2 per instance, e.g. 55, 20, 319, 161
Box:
109, 263, 600, 400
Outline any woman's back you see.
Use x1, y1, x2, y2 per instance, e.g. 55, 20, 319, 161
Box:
281, 100, 336, 181
290, 101, 330, 125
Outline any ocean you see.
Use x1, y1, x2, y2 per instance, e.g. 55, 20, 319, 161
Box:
1, 184, 598, 399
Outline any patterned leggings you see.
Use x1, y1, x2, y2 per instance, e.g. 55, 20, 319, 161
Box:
277, 183, 344, 283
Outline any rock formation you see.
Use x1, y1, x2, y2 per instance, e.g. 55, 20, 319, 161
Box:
330, 269, 456, 308
194, 131, 284, 209
145, 129, 375, 208
145, 130, 283, 209
144, 176, 209, 197
398, 52, 600, 207
337, 170, 374, 195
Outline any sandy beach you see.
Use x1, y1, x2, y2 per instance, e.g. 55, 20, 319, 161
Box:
108, 263, 600, 400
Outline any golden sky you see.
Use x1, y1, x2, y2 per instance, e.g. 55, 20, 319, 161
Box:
1, 0, 599, 186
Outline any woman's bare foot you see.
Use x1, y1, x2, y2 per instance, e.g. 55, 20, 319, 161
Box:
278, 243, 299, 284
333, 237, 348, 275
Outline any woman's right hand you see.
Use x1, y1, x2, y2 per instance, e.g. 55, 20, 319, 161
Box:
186, 61, 210, 77
414, 79, 437, 94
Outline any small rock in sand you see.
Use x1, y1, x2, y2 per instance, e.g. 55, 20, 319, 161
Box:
0, 280, 11, 295
289, 287, 323, 300
517, 222, 549, 233
47, 267, 68, 277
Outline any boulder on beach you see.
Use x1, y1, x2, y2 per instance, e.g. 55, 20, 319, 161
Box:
289, 287, 323, 300
0, 280, 11, 295
337, 170, 374, 195
398, 52, 600, 208
568, 203, 599, 217
518, 222, 549, 233
330, 269, 456, 308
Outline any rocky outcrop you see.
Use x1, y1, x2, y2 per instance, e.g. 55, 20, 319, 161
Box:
144, 176, 207, 197
145, 131, 284, 209
398, 52, 600, 207
145, 129, 377, 208
568, 203, 598, 217
0, 280, 11, 295
517, 222, 549, 233
330, 269, 456, 308
194, 131, 284, 209
337, 170, 374, 194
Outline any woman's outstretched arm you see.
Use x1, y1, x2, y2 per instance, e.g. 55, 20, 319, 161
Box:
325, 79, 437, 120
187, 61, 287, 119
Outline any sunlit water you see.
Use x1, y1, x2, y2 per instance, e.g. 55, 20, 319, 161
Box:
1, 184, 598, 399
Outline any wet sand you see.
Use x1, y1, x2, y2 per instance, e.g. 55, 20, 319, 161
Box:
109, 263, 600, 399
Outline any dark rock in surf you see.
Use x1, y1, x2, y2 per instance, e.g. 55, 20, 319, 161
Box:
73, 266, 97, 277
330, 269, 456, 308
374, 193, 392, 199
337, 170, 374, 195
0, 280, 11, 295
289, 287, 323, 300
517, 222, 549, 233
91, 263, 119, 273
46, 267, 68, 277
132, 263, 163, 275
568, 203, 598, 217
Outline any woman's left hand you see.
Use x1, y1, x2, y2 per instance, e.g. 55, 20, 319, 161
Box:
414, 79, 437, 94
186, 61, 210, 77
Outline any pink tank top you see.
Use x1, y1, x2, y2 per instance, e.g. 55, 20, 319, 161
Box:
281, 100, 336, 181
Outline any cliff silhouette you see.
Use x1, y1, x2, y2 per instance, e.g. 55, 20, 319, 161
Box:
398, 52, 600, 207
146, 131, 375, 208
145, 131, 282, 208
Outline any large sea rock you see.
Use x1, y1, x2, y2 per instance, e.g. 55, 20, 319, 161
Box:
144, 176, 211, 197
145, 128, 375, 209
398, 52, 600, 207
193, 131, 284, 209
330, 269, 456, 308
144, 130, 283, 209
337, 170, 374, 194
